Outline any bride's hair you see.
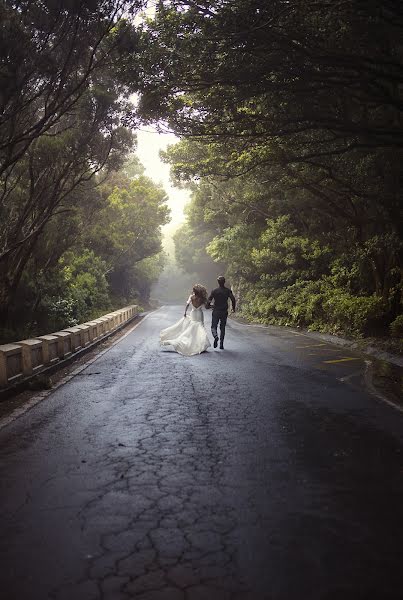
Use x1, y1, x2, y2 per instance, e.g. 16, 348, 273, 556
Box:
192, 284, 208, 305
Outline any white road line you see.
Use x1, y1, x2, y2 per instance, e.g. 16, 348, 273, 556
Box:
0, 310, 159, 432
339, 369, 364, 383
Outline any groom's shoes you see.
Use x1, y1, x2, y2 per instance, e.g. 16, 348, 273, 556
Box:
213, 336, 219, 348
219, 342, 224, 350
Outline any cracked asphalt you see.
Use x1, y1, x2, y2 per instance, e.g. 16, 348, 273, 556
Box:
1, 305, 403, 600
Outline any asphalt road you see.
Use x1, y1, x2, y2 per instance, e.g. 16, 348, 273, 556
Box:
1, 305, 403, 600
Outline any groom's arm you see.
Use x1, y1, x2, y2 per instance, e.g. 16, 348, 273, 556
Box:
206, 290, 214, 309
229, 290, 236, 312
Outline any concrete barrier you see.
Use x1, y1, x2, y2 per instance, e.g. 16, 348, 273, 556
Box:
96, 316, 111, 335
104, 314, 117, 330
38, 335, 60, 366
52, 331, 74, 359
0, 304, 138, 389
74, 324, 91, 347
18, 339, 45, 376
62, 327, 83, 352
0, 344, 23, 387
83, 321, 100, 342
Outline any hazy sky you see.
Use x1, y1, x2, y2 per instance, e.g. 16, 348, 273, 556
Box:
135, 127, 190, 229
132, 6, 190, 239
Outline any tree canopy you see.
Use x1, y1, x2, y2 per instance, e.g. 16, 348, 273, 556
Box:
1, 0, 402, 344
137, 0, 402, 342
2, 155, 169, 341
0, 1, 170, 340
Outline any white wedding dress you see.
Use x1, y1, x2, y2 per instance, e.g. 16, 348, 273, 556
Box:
160, 298, 211, 356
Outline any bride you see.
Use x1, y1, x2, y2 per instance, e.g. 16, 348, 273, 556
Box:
160, 284, 211, 356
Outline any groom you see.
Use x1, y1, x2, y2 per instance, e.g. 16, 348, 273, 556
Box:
207, 276, 236, 350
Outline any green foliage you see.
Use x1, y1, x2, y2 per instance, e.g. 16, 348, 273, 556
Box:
1, 0, 402, 349
45, 298, 78, 332
0, 160, 169, 342
142, 0, 402, 346
241, 279, 389, 337
93, 173, 169, 264
321, 290, 389, 336
59, 250, 111, 322
140, 1, 402, 158
0, 1, 145, 330
390, 316, 403, 339
169, 155, 401, 342
19, 249, 111, 333
251, 217, 333, 284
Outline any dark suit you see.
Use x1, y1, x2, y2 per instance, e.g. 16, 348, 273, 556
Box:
208, 286, 236, 343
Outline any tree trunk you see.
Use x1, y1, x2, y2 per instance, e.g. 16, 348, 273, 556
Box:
0, 262, 12, 328
370, 259, 383, 297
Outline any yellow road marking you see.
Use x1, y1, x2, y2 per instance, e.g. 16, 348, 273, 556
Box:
320, 347, 341, 350
307, 348, 341, 354
323, 357, 361, 364
296, 343, 327, 348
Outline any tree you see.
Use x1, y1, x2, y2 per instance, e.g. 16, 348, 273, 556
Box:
90, 170, 170, 300
167, 136, 401, 336
1, 157, 170, 341
140, 1, 402, 326
138, 1, 403, 156
0, 1, 146, 319
0, 91, 134, 315
0, 0, 143, 176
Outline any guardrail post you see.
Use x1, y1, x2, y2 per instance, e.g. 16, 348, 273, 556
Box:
105, 313, 119, 329
0, 344, 24, 387
96, 317, 110, 335
75, 324, 91, 347
38, 335, 59, 366
83, 321, 99, 342
62, 327, 83, 352
52, 331, 73, 359
18, 339, 44, 376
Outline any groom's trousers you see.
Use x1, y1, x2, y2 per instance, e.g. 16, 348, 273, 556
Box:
211, 309, 228, 341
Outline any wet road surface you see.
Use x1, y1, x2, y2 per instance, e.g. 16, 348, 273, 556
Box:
1, 305, 403, 600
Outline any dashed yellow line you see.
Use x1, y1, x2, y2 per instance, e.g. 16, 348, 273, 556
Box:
323, 357, 361, 364
296, 343, 327, 348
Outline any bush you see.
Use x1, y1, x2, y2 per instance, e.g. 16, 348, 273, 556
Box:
390, 315, 403, 338
239, 277, 389, 336
43, 297, 78, 332
323, 290, 388, 336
